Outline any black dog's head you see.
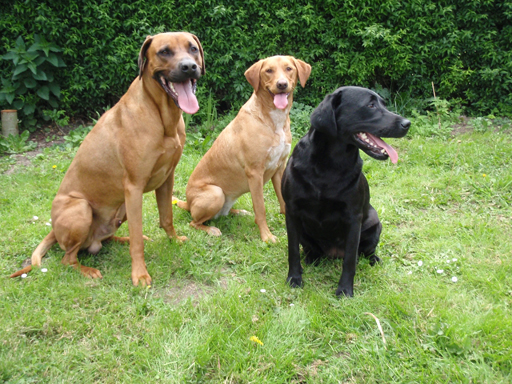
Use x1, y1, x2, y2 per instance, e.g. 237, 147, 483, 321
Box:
310, 86, 411, 163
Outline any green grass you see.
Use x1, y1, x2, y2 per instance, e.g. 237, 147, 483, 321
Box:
1, 122, 511, 383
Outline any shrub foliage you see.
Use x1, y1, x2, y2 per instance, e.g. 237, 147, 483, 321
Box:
0, 0, 511, 120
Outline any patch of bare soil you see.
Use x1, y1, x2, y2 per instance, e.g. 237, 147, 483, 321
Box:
2, 120, 89, 175
450, 116, 473, 136
160, 275, 230, 306
450, 115, 512, 135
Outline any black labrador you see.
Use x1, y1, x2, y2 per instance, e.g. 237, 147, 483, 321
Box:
282, 86, 411, 297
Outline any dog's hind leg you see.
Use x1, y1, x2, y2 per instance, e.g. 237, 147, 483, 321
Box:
359, 205, 382, 266
53, 197, 102, 278
188, 185, 226, 236
302, 240, 323, 266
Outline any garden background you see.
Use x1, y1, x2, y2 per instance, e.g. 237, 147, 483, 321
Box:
1, 0, 511, 130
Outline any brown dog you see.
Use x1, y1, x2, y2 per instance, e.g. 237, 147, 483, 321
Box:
176, 56, 311, 242
10, 32, 204, 285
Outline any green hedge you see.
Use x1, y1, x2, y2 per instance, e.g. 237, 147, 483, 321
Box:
1, 0, 511, 122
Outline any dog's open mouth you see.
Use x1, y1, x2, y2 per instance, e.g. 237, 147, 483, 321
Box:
354, 132, 398, 163
158, 76, 199, 114
268, 89, 290, 110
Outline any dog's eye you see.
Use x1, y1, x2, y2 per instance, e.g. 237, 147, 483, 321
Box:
159, 49, 172, 56
286, 67, 293, 71
368, 103, 376, 108
190, 46, 198, 53
266, 68, 273, 73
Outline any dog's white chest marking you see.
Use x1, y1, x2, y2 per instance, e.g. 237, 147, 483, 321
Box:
266, 109, 291, 170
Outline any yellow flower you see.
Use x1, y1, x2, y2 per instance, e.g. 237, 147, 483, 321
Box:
250, 336, 263, 346
482, 174, 486, 177
52, 165, 57, 169
172, 199, 178, 205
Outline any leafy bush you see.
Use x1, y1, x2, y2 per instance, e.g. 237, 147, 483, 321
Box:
0, 35, 66, 129
289, 102, 314, 138
408, 97, 462, 138
0, 0, 510, 124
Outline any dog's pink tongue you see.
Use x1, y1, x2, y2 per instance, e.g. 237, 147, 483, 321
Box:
174, 81, 199, 114
368, 133, 399, 164
273, 93, 288, 109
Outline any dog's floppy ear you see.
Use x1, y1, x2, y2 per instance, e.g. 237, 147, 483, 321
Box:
191, 34, 205, 75
310, 89, 342, 137
292, 58, 312, 88
245, 60, 263, 92
138, 35, 153, 79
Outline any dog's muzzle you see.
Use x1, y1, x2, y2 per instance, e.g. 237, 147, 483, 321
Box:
156, 59, 202, 114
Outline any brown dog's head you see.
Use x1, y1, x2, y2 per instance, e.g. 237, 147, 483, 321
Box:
244, 56, 311, 110
138, 32, 205, 114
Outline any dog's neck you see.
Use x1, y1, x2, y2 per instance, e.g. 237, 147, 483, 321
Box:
138, 75, 182, 134
308, 130, 363, 173
247, 90, 293, 131
269, 108, 288, 132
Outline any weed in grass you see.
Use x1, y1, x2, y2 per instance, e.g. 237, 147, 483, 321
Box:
62, 124, 93, 148
0, 130, 37, 154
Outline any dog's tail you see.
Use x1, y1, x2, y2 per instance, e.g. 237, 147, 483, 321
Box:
173, 196, 190, 211
10, 231, 57, 278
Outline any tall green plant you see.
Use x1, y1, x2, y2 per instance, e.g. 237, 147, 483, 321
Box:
0, 34, 66, 129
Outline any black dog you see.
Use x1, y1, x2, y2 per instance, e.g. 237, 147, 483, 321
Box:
282, 86, 411, 297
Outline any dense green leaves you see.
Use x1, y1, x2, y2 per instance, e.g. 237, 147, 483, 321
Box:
0, 33, 66, 129
0, 0, 510, 118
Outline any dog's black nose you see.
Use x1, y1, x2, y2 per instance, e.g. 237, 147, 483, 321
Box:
401, 119, 411, 130
180, 59, 198, 75
277, 80, 288, 90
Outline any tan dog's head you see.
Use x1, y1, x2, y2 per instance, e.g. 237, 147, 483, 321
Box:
138, 32, 205, 114
244, 56, 311, 110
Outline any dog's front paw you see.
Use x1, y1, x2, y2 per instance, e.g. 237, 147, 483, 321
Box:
132, 273, 152, 287
335, 286, 354, 298
174, 235, 188, 242
287, 274, 303, 288
262, 233, 278, 243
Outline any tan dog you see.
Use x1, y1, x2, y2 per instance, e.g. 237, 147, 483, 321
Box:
176, 56, 311, 242
10, 32, 205, 285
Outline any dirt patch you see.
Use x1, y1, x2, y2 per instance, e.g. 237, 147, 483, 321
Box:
164, 281, 213, 306
450, 116, 473, 136
160, 275, 230, 306
2, 121, 89, 175
450, 116, 512, 136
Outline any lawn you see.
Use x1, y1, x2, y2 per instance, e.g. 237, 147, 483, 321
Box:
0, 116, 511, 383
